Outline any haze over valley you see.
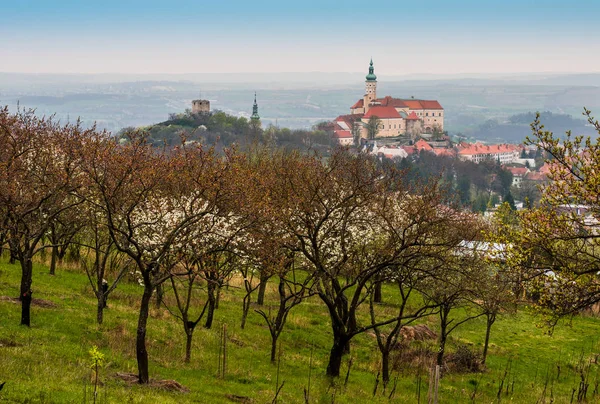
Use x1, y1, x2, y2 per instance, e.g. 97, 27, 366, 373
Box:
2, 71, 599, 142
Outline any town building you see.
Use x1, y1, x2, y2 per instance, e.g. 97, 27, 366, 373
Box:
504, 166, 529, 188
456, 142, 520, 164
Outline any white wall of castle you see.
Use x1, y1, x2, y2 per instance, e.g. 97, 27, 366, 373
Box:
421, 110, 444, 132
360, 117, 405, 138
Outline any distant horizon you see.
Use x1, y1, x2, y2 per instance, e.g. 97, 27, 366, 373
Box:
2, 0, 599, 75
2, 70, 600, 82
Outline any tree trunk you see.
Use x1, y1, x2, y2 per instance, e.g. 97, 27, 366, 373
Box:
185, 328, 194, 363
49, 244, 58, 275
241, 297, 250, 329
257, 274, 269, 306
9, 250, 16, 265
437, 309, 448, 367
97, 296, 105, 325
205, 285, 216, 329
270, 333, 279, 363
155, 283, 163, 310
482, 314, 495, 365
215, 284, 221, 309
437, 333, 446, 367
381, 349, 391, 386
136, 282, 153, 384
20, 257, 33, 326
326, 335, 348, 377
374, 280, 382, 303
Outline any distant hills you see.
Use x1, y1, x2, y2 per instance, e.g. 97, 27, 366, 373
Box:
466, 111, 593, 143
1, 72, 599, 140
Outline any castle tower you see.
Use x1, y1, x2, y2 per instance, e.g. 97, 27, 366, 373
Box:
251, 92, 260, 121
192, 99, 210, 114
363, 59, 377, 113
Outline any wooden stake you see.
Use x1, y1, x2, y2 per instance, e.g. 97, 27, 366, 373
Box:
222, 323, 227, 378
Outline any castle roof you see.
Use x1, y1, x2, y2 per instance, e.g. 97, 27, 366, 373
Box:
351, 99, 364, 109
405, 111, 420, 121
363, 106, 401, 119
366, 59, 377, 81
370, 97, 443, 110
335, 113, 363, 122
401, 99, 444, 110
375, 96, 409, 108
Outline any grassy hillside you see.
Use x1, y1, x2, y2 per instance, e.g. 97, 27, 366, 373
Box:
1, 258, 600, 403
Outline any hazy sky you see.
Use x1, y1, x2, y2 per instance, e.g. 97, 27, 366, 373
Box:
1, 0, 599, 75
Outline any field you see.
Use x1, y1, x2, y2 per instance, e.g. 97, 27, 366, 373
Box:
1, 258, 600, 403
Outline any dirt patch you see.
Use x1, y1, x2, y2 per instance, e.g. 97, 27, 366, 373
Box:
225, 394, 253, 403
0, 296, 58, 308
229, 336, 245, 347
400, 325, 437, 342
114, 372, 190, 393
0, 338, 22, 348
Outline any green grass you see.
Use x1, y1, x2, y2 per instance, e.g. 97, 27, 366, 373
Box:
1, 258, 600, 403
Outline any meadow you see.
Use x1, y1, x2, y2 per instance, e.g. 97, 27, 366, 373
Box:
1, 258, 600, 403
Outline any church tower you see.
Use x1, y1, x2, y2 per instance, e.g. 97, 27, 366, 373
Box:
251, 92, 260, 121
363, 59, 377, 113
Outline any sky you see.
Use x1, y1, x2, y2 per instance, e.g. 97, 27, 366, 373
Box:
1, 0, 599, 75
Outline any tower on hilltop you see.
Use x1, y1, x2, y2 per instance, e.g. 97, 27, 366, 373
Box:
363, 59, 377, 113
251, 92, 260, 121
192, 99, 210, 114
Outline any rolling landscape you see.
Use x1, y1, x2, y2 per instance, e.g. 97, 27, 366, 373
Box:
2, 1, 600, 403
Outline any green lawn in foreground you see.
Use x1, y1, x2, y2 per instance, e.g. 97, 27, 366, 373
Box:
1, 258, 600, 403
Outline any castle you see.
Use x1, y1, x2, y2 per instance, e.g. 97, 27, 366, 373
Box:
333, 60, 444, 144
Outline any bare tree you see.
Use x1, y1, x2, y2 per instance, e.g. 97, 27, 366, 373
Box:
0, 107, 87, 326
81, 133, 235, 383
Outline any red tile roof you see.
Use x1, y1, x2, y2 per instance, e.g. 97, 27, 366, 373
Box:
419, 100, 444, 110
351, 99, 364, 109
433, 148, 455, 157
375, 96, 409, 108
335, 113, 363, 123
405, 111, 420, 121
391, 99, 444, 110
371, 97, 443, 110
401, 146, 416, 155
538, 163, 552, 174
363, 106, 401, 119
414, 139, 433, 151
525, 172, 547, 181
505, 166, 529, 176
457, 143, 519, 156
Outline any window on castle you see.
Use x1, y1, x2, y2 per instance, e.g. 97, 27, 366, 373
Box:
426, 113, 429, 116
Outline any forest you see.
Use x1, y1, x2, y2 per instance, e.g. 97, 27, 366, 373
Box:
1, 106, 600, 403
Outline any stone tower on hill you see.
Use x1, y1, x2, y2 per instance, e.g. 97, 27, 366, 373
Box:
192, 99, 210, 114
